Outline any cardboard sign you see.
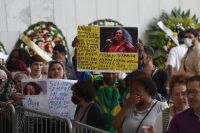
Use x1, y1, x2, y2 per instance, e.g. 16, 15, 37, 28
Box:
77, 26, 138, 72
22, 79, 77, 119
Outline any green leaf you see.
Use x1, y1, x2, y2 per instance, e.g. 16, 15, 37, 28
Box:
146, 8, 200, 68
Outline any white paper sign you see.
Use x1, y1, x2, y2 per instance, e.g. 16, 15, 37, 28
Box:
22, 79, 77, 119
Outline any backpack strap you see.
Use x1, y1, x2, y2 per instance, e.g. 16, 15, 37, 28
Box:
162, 108, 170, 133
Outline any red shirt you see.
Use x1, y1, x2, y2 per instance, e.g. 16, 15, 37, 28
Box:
108, 40, 136, 53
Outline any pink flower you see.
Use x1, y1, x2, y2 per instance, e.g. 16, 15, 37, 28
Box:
54, 37, 61, 44
38, 42, 45, 48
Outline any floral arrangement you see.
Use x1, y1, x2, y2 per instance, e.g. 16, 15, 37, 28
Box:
89, 18, 123, 26
15, 21, 69, 57
146, 8, 200, 69
0, 41, 7, 54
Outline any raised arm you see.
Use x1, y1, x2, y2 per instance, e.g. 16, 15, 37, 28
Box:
112, 94, 140, 132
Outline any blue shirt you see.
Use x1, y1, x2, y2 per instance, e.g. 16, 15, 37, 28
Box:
167, 108, 200, 133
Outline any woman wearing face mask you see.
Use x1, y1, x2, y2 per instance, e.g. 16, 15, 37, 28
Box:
71, 81, 103, 129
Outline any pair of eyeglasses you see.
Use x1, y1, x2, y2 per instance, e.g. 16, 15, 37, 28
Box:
186, 90, 200, 97
173, 92, 187, 97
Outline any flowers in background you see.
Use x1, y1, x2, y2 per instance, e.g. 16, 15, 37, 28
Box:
146, 8, 200, 69
15, 21, 68, 57
0, 41, 7, 54
89, 19, 123, 26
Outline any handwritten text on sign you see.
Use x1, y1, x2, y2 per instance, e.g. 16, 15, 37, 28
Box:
22, 79, 77, 119
77, 26, 138, 72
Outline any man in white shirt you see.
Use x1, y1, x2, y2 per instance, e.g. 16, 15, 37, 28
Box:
166, 31, 188, 76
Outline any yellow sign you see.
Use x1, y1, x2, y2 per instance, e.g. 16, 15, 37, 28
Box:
77, 26, 138, 72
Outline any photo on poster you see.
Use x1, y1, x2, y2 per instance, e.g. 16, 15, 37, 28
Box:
22, 81, 47, 95
100, 27, 138, 53
77, 26, 139, 72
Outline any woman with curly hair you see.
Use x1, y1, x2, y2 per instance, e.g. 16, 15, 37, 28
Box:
106, 28, 136, 53
23, 82, 42, 95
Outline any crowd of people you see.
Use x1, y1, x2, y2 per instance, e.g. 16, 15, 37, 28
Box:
0, 28, 200, 133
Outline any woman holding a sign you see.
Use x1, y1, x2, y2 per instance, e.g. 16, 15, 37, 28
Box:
48, 60, 65, 79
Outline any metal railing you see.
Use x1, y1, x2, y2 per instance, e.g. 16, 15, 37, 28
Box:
0, 101, 16, 133
72, 121, 109, 133
0, 102, 109, 133
15, 106, 72, 133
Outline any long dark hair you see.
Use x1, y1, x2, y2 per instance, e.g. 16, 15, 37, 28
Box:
47, 60, 65, 79
23, 82, 42, 95
112, 28, 133, 45
6, 48, 31, 71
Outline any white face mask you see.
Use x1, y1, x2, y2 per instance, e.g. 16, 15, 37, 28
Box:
184, 38, 193, 48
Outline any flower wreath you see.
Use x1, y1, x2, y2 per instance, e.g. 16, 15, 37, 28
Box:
15, 21, 69, 58
146, 8, 200, 69
89, 18, 123, 26
0, 41, 7, 54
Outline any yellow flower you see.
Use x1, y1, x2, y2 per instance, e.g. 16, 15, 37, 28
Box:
173, 32, 178, 37
167, 41, 172, 47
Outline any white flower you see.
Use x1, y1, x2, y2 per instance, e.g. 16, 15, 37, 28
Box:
43, 30, 49, 34
163, 45, 168, 51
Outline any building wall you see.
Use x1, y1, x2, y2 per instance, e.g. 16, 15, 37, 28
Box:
0, 0, 200, 54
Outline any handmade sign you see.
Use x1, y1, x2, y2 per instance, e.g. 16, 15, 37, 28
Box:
77, 26, 138, 72
22, 79, 77, 119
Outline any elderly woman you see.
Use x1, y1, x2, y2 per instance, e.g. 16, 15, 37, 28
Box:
71, 80, 103, 129
144, 72, 190, 133
0, 69, 8, 101
11, 72, 28, 105
113, 70, 167, 133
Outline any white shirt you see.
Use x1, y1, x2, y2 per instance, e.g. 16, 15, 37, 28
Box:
166, 44, 188, 71
122, 100, 168, 133
28, 74, 47, 79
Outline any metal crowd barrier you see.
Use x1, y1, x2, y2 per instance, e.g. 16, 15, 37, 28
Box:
0, 101, 16, 133
72, 121, 109, 133
15, 106, 72, 133
0, 101, 108, 133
